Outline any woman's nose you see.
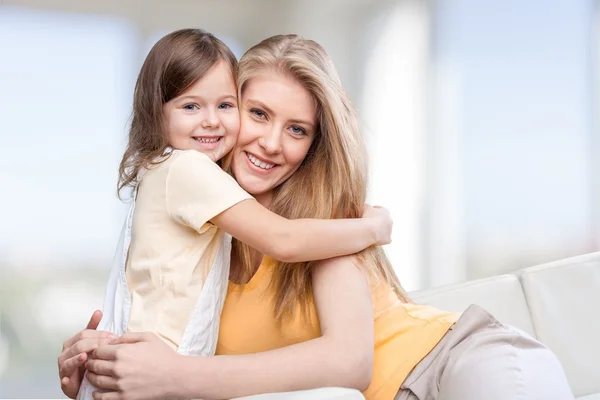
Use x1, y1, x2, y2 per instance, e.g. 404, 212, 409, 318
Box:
258, 127, 283, 154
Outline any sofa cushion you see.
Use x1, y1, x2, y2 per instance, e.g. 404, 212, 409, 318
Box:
519, 253, 600, 398
577, 394, 600, 400
409, 274, 536, 337
234, 388, 365, 400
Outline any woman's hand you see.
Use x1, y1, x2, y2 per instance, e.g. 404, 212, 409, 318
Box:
86, 332, 182, 400
363, 204, 393, 246
58, 310, 116, 399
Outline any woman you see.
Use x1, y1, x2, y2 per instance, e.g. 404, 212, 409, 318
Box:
58, 34, 574, 400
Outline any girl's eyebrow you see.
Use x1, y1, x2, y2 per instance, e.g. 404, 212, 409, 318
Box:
220, 94, 238, 102
176, 94, 237, 102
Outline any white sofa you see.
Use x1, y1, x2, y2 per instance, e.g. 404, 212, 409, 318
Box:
239, 252, 600, 400
409, 251, 600, 400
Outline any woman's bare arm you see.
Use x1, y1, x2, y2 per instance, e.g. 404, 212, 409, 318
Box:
88, 255, 375, 400
174, 255, 374, 399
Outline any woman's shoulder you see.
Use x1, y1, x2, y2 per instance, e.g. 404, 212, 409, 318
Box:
311, 255, 367, 284
313, 255, 363, 272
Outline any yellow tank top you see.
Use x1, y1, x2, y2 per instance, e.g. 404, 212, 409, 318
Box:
216, 258, 460, 400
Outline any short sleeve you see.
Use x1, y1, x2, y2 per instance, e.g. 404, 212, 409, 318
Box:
165, 150, 252, 232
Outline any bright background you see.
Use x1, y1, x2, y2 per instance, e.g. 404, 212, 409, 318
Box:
1, 0, 599, 397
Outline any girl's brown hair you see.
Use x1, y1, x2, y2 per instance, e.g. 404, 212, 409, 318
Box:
118, 28, 237, 196
232, 34, 410, 321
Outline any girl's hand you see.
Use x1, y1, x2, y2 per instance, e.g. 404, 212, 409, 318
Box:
58, 310, 115, 399
363, 204, 393, 246
86, 332, 182, 400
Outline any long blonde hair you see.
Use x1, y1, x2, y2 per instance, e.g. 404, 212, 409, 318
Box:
232, 34, 410, 320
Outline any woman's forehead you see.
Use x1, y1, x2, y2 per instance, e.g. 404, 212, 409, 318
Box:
242, 72, 317, 123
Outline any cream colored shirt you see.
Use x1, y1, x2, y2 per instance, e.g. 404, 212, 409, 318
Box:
125, 149, 252, 349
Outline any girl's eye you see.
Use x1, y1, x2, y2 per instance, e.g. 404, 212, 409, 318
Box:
218, 103, 234, 109
290, 125, 306, 136
250, 109, 267, 119
183, 104, 199, 111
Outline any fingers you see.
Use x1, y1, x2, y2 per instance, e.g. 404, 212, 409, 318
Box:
85, 359, 115, 377
61, 309, 105, 352
62, 329, 115, 351
110, 332, 155, 345
60, 376, 69, 390
60, 375, 75, 393
87, 372, 119, 391
61, 376, 70, 387
59, 352, 87, 379
92, 343, 124, 361
60, 337, 115, 365
92, 390, 120, 400
86, 310, 103, 330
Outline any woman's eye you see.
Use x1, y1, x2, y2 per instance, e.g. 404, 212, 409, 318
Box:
290, 125, 306, 135
183, 104, 199, 111
251, 109, 267, 119
218, 103, 234, 109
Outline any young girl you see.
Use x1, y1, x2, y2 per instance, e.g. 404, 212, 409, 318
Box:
76, 29, 392, 399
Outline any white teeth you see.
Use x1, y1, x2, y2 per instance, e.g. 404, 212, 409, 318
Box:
247, 153, 275, 170
195, 137, 220, 143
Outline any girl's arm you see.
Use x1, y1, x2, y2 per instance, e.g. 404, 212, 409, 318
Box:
89, 255, 374, 399
211, 200, 390, 263
167, 151, 391, 263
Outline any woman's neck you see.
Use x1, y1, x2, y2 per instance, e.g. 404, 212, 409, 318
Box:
253, 190, 273, 209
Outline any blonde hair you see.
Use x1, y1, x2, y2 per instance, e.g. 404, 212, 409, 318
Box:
231, 34, 410, 320
118, 29, 237, 196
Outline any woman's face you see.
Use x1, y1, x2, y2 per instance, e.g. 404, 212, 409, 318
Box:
231, 70, 318, 206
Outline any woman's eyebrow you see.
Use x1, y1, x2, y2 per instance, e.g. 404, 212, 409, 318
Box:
246, 99, 275, 115
288, 118, 314, 128
246, 99, 314, 127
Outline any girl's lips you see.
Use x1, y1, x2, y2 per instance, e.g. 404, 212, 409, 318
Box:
192, 136, 222, 150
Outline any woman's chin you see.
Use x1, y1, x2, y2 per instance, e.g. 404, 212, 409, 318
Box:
239, 182, 274, 205
233, 164, 278, 204
246, 185, 271, 198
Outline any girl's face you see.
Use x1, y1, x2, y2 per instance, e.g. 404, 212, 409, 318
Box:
231, 71, 317, 206
163, 60, 239, 162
